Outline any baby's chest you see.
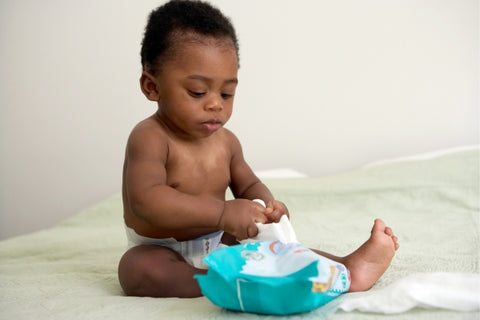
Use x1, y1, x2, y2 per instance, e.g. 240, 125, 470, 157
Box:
165, 145, 231, 194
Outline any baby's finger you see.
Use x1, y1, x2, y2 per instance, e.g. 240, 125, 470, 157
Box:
254, 212, 268, 224
247, 224, 259, 238
265, 201, 274, 215
269, 209, 284, 223
251, 202, 266, 213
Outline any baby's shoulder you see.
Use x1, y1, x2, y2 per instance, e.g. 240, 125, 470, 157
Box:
130, 116, 167, 139
217, 127, 240, 144
127, 116, 169, 154
217, 128, 242, 151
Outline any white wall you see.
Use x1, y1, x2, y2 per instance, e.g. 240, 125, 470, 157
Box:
0, 0, 478, 240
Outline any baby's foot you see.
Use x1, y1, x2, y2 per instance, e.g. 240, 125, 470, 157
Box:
343, 219, 399, 292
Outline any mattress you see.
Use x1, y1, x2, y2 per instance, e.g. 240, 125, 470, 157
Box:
1, 147, 478, 319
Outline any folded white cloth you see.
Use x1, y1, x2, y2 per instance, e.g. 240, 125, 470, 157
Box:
338, 272, 480, 313
240, 199, 298, 244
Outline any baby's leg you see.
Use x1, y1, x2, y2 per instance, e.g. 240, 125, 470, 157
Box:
118, 245, 205, 298
312, 219, 399, 292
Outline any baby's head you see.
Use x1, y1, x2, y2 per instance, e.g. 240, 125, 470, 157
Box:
141, 0, 239, 74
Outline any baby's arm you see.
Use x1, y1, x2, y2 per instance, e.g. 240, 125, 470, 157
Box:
125, 125, 222, 229
124, 123, 267, 239
228, 132, 289, 223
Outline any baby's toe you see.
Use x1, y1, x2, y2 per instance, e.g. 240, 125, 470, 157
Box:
384, 226, 394, 236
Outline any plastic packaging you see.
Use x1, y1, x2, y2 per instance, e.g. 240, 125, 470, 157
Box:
196, 241, 350, 315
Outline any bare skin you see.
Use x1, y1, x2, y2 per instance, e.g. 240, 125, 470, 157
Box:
312, 219, 399, 292
118, 33, 399, 298
119, 36, 287, 298
118, 219, 398, 297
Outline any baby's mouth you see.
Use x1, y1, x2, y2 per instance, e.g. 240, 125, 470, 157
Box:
201, 120, 222, 132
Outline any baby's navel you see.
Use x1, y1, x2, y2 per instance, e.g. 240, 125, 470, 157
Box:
169, 182, 180, 189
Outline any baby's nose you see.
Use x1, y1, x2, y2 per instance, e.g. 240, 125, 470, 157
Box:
205, 95, 223, 111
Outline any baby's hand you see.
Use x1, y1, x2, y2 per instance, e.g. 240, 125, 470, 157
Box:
265, 200, 289, 223
218, 199, 268, 240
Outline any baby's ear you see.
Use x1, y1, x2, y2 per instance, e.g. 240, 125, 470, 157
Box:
139, 71, 160, 101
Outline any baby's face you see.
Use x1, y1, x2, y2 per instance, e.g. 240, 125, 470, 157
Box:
154, 37, 239, 140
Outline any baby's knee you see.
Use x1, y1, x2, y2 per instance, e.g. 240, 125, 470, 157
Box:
118, 249, 145, 296
117, 246, 173, 297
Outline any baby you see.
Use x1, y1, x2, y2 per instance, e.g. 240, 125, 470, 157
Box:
118, 0, 399, 298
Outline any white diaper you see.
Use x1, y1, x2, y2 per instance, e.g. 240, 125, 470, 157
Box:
125, 225, 225, 269
124, 199, 294, 269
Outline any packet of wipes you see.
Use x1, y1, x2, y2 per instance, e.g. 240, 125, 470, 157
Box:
195, 241, 351, 315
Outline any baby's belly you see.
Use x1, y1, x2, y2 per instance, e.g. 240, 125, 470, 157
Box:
124, 214, 219, 241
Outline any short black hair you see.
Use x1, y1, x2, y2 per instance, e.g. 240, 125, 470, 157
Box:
141, 0, 239, 73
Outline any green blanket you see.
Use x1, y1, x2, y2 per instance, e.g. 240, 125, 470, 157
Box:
1, 149, 478, 319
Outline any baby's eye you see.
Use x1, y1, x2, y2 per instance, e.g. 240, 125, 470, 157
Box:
188, 90, 206, 98
221, 93, 234, 99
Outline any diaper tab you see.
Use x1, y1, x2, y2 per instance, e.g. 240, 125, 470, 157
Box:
182, 231, 225, 269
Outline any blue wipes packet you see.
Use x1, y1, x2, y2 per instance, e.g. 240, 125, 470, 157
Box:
195, 241, 350, 315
